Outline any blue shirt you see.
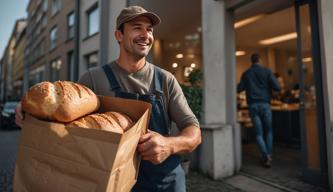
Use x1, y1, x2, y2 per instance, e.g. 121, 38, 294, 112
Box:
237, 63, 281, 105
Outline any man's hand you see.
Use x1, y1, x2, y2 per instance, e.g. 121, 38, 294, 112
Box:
15, 102, 24, 127
137, 130, 173, 164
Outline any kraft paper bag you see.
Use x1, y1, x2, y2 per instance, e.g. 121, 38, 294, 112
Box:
13, 95, 151, 192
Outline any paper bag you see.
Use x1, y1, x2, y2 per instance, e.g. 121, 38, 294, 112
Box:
13, 95, 151, 192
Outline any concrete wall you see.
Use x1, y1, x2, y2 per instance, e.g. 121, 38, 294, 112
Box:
200, 0, 240, 179
106, 0, 127, 63
318, 0, 333, 190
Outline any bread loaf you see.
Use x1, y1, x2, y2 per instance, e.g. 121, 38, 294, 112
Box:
67, 111, 134, 133
22, 81, 100, 123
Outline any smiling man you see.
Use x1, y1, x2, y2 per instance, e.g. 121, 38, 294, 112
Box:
78, 6, 201, 192
15, 5, 201, 192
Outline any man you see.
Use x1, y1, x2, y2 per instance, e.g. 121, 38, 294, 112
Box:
16, 6, 201, 192
237, 53, 280, 168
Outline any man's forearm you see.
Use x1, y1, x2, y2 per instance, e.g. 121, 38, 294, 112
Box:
168, 124, 201, 155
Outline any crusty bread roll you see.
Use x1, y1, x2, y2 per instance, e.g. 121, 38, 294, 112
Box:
22, 81, 100, 123
104, 112, 134, 132
67, 112, 134, 133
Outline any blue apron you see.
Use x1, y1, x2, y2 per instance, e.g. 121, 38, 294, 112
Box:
102, 64, 186, 192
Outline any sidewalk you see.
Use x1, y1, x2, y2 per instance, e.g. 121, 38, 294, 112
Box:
186, 171, 244, 192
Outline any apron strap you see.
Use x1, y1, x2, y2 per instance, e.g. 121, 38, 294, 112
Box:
153, 66, 164, 94
102, 64, 121, 92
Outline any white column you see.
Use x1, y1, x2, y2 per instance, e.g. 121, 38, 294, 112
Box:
318, 0, 333, 190
200, 0, 240, 179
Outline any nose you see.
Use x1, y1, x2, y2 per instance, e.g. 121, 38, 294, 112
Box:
139, 29, 149, 39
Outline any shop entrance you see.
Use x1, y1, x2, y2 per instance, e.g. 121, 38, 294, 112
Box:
235, 0, 328, 189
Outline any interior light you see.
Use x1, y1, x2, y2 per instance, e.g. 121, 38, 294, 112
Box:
176, 54, 184, 59
234, 14, 265, 29
190, 63, 196, 68
235, 51, 246, 56
302, 57, 312, 63
172, 63, 178, 68
259, 32, 297, 45
187, 54, 195, 59
184, 67, 193, 77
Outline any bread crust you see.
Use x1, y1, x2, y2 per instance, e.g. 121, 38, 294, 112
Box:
22, 81, 100, 122
67, 112, 134, 133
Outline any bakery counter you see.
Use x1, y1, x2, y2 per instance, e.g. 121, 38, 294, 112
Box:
238, 103, 301, 146
272, 106, 300, 146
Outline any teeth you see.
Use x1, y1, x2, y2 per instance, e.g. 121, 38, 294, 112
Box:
137, 42, 149, 46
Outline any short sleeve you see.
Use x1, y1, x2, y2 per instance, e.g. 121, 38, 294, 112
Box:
167, 75, 200, 130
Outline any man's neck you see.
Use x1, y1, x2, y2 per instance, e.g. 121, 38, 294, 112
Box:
116, 55, 146, 73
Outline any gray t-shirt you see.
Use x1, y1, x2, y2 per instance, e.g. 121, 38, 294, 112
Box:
78, 61, 199, 130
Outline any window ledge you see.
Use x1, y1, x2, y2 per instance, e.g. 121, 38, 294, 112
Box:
82, 32, 99, 42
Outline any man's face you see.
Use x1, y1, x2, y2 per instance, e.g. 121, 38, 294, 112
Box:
117, 16, 154, 59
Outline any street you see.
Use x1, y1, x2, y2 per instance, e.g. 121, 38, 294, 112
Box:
0, 129, 20, 192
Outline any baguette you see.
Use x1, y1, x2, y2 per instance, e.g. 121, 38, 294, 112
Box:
67, 112, 134, 133
22, 81, 100, 123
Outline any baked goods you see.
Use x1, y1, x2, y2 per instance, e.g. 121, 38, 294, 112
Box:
22, 81, 100, 123
67, 112, 134, 133
104, 112, 133, 132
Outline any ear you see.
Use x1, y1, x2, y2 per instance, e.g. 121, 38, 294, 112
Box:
115, 30, 123, 43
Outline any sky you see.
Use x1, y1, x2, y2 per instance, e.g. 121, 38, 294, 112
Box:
0, 0, 29, 58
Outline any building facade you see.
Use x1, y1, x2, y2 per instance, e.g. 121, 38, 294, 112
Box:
0, 19, 26, 102
12, 24, 27, 100
25, 0, 75, 91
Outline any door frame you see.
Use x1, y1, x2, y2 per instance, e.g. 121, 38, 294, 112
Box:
295, 0, 328, 187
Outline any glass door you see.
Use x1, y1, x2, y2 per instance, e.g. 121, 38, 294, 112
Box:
295, 0, 328, 187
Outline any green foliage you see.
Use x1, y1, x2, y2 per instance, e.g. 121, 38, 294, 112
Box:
180, 69, 203, 120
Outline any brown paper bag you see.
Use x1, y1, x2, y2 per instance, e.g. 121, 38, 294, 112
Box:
13, 95, 151, 192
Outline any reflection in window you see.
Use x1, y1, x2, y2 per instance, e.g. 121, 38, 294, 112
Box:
51, 0, 61, 16
87, 4, 99, 36
43, 0, 48, 12
29, 65, 45, 87
50, 59, 62, 81
67, 51, 75, 81
85, 52, 98, 69
50, 26, 58, 50
67, 12, 75, 39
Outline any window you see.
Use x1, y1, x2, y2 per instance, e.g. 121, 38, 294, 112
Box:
85, 52, 98, 69
67, 51, 75, 81
51, 0, 61, 16
43, 0, 48, 12
87, 4, 99, 36
67, 12, 74, 39
42, 15, 47, 27
50, 26, 58, 50
50, 59, 62, 81
29, 65, 45, 86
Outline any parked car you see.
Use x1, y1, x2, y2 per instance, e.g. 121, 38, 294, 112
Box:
0, 101, 20, 130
